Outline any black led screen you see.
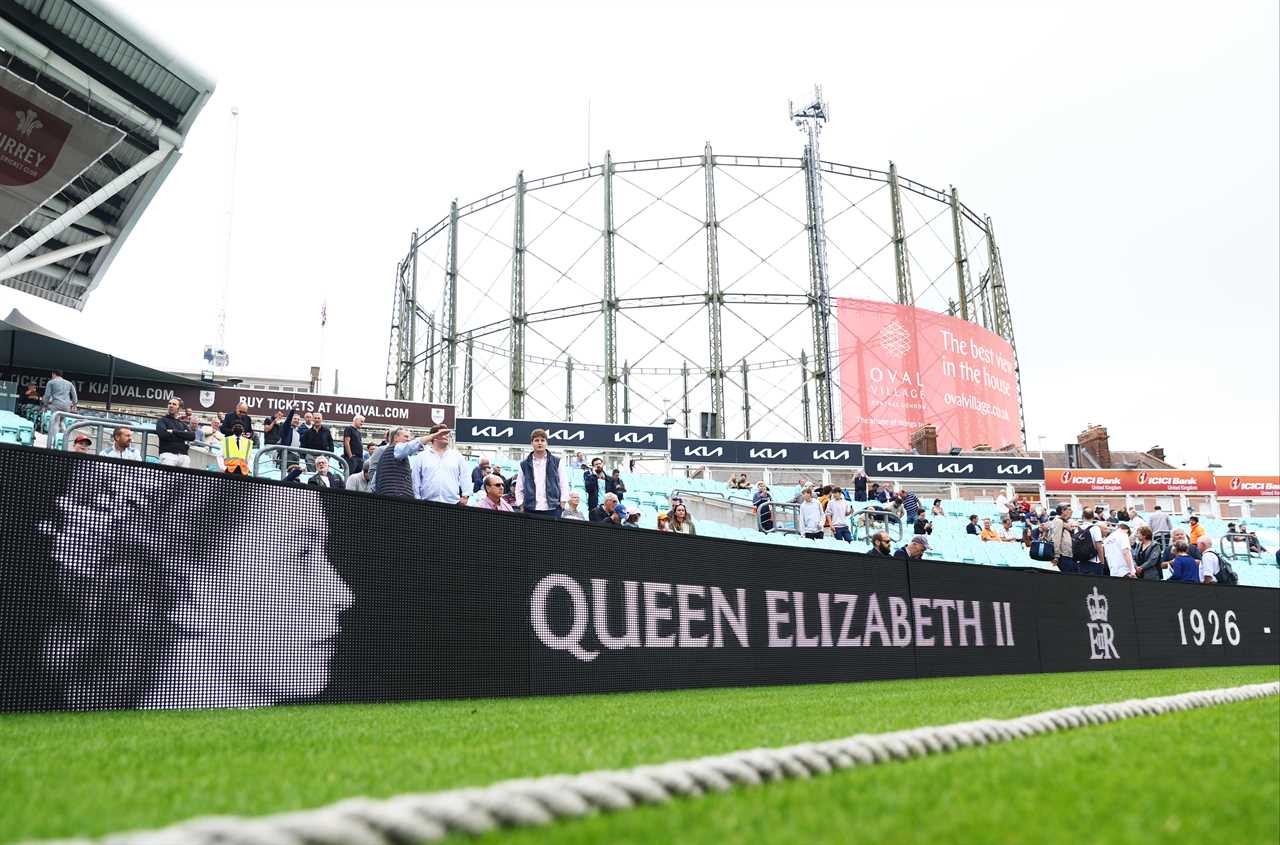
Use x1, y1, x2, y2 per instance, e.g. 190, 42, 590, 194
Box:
0, 445, 1275, 712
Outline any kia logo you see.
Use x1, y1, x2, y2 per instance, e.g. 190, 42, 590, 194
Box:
472, 426, 515, 438
614, 432, 655, 444
684, 446, 723, 458
874, 461, 913, 473
937, 463, 974, 474
812, 449, 850, 461
547, 429, 585, 441
996, 464, 1033, 475
748, 448, 788, 460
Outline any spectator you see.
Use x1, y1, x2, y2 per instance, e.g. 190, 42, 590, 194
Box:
1128, 505, 1148, 536
1050, 504, 1076, 573
570, 451, 585, 469
412, 424, 469, 505
584, 458, 608, 511
262, 409, 287, 447
1147, 505, 1172, 536
1000, 516, 1021, 542
826, 487, 852, 542
222, 424, 254, 476
1197, 536, 1220, 584
219, 402, 254, 441
470, 457, 491, 493
514, 428, 569, 517
901, 488, 920, 524
790, 481, 810, 504
799, 488, 824, 540
966, 515, 980, 536
1134, 526, 1165, 579
69, 432, 94, 454
41, 369, 78, 413
753, 481, 774, 532
590, 492, 620, 523
869, 530, 893, 557
1104, 523, 1135, 577
472, 474, 514, 512
853, 471, 867, 502
995, 489, 1009, 514
1021, 527, 1034, 549
894, 534, 930, 560
669, 502, 697, 535
873, 483, 890, 504
100, 427, 140, 461
656, 512, 670, 532
344, 461, 372, 493
562, 491, 587, 520
1075, 512, 1107, 576
155, 398, 197, 468
342, 415, 365, 475
610, 468, 627, 501
283, 463, 306, 484
308, 455, 345, 490
302, 412, 334, 455
298, 411, 314, 446
617, 503, 640, 529
373, 427, 431, 498
1164, 529, 1201, 562
931, 498, 945, 517
1167, 540, 1200, 583
1187, 516, 1205, 547
913, 514, 932, 535
16, 382, 40, 418
979, 519, 1002, 542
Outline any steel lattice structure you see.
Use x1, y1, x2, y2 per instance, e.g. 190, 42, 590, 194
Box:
386, 133, 1020, 447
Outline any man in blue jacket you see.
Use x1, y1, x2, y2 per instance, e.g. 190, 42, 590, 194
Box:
1167, 540, 1201, 583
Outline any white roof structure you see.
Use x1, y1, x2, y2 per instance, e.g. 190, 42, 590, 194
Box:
0, 0, 214, 309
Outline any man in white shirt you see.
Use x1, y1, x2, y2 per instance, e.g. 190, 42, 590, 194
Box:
1197, 536, 1220, 583
100, 427, 140, 461
825, 487, 852, 542
799, 487, 825, 540
995, 491, 1009, 514
514, 428, 569, 517
1104, 523, 1135, 577
412, 425, 470, 505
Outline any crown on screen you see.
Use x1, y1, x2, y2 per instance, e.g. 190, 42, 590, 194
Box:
1086, 587, 1109, 623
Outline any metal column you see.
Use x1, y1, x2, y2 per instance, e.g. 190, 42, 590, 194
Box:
463, 334, 474, 416
987, 216, 1026, 448
950, 187, 970, 322
802, 144, 835, 441
800, 349, 812, 442
888, 162, 913, 305
565, 356, 575, 420
602, 151, 619, 422
406, 231, 419, 398
509, 172, 526, 418
443, 200, 460, 401
740, 360, 751, 439
681, 361, 691, 437
703, 142, 726, 438
622, 360, 631, 424
424, 313, 436, 402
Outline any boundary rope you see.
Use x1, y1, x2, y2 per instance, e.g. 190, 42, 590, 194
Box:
26, 681, 1279, 845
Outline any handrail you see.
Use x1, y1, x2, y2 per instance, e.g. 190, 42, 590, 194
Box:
670, 488, 754, 506
253, 444, 350, 479
851, 506, 904, 543
1220, 532, 1260, 562
61, 419, 217, 463
762, 500, 802, 535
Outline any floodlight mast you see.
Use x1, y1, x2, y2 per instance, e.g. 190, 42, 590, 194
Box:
792, 86, 835, 441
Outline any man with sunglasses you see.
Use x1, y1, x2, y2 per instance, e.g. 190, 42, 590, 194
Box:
471, 474, 514, 512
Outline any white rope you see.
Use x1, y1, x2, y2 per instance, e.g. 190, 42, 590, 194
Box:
28, 681, 1278, 845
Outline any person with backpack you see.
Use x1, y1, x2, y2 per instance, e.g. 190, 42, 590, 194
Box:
1196, 536, 1234, 584
1072, 512, 1106, 576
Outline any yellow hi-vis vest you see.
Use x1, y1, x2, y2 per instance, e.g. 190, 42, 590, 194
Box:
224, 435, 253, 474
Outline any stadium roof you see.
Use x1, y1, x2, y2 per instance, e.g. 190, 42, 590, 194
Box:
1, 307, 205, 385
0, 0, 215, 310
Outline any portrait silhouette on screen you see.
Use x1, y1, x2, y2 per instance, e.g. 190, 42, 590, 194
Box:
39, 461, 352, 709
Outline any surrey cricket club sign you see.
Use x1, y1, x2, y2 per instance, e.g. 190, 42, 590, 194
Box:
0, 66, 126, 237
456, 417, 669, 451
669, 438, 865, 468
863, 452, 1043, 482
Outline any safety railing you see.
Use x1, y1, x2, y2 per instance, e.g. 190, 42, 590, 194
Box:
851, 507, 904, 543
670, 488, 755, 507
1220, 532, 1265, 563
61, 419, 218, 469
253, 445, 349, 480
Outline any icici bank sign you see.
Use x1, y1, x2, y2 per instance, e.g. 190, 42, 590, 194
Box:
1214, 476, 1280, 498
1046, 469, 1214, 493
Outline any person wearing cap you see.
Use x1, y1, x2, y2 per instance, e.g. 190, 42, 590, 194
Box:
1187, 516, 1205, 547
894, 535, 930, 560
100, 427, 140, 461
283, 462, 306, 484
412, 424, 469, 505
515, 428, 569, 518
472, 474, 514, 512
69, 431, 95, 454
612, 502, 636, 528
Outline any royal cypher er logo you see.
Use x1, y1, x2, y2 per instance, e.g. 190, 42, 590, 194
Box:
1086, 587, 1119, 660
0, 86, 73, 186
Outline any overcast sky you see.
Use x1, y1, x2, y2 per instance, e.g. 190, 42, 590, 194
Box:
1, 0, 1277, 472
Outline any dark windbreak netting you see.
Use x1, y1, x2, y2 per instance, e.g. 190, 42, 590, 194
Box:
0, 444, 1276, 712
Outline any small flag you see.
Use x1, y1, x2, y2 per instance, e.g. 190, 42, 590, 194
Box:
320, 301, 327, 327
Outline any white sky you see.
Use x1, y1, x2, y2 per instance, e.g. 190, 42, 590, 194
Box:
1, 0, 1277, 473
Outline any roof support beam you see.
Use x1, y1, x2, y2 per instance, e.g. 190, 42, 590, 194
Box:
0, 233, 110, 284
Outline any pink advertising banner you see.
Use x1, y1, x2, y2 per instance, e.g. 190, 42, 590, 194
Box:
835, 298, 1023, 450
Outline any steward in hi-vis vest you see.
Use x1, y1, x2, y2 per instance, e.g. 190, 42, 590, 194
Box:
223, 427, 254, 476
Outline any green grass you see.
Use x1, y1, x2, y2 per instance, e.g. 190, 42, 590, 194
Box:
2, 666, 1277, 844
